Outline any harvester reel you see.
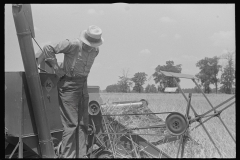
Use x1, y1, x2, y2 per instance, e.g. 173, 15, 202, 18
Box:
88, 102, 100, 115
165, 112, 188, 136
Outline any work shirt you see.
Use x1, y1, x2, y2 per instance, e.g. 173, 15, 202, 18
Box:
38, 39, 99, 77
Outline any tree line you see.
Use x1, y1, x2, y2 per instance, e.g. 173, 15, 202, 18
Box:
105, 51, 235, 94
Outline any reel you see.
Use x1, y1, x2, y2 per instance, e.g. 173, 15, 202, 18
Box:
165, 112, 188, 136
88, 102, 100, 116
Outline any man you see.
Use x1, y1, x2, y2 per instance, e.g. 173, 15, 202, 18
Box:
36, 25, 104, 158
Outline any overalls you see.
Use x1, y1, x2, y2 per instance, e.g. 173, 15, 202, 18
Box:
54, 39, 98, 158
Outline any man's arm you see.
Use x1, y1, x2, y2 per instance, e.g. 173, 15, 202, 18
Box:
36, 39, 77, 76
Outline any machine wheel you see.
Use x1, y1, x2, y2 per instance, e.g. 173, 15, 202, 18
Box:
88, 102, 100, 115
165, 112, 188, 136
96, 151, 113, 158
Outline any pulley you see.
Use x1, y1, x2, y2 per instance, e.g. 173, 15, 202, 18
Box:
88, 102, 100, 115
165, 112, 188, 136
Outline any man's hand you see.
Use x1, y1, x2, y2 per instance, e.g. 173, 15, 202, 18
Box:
53, 65, 65, 78
45, 58, 65, 78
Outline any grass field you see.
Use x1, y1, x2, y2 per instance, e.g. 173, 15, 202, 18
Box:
99, 93, 236, 158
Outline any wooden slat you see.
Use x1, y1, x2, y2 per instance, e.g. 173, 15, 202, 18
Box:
159, 70, 197, 79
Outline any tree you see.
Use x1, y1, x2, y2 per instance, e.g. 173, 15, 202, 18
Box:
195, 73, 211, 94
131, 72, 148, 93
194, 86, 201, 93
117, 69, 132, 93
145, 84, 157, 93
196, 56, 221, 94
220, 52, 235, 94
208, 56, 221, 94
152, 60, 182, 92
106, 84, 120, 92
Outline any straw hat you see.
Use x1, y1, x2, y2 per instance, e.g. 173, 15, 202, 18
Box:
80, 25, 104, 47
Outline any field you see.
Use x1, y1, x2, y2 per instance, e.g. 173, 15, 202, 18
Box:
99, 93, 236, 158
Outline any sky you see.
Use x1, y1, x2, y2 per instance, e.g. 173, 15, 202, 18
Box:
5, 3, 235, 91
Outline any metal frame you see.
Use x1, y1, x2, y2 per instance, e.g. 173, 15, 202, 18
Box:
8, 105, 23, 159
159, 70, 235, 158
95, 103, 182, 158
90, 71, 235, 158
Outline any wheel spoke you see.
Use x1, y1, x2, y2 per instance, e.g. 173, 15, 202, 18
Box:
180, 135, 187, 158
199, 121, 223, 157
191, 102, 235, 143
218, 117, 235, 143
176, 135, 183, 158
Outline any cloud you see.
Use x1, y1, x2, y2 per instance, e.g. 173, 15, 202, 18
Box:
174, 34, 181, 39
210, 30, 235, 49
139, 49, 151, 56
159, 16, 176, 23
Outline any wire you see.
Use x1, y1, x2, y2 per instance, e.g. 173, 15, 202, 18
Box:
22, 9, 45, 54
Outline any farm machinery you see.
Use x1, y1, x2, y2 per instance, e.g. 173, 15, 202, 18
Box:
5, 4, 235, 158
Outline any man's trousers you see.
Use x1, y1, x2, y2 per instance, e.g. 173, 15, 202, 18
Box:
57, 75, 89, 158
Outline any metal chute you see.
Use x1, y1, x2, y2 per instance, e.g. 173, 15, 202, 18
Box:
12, 4, 55, 158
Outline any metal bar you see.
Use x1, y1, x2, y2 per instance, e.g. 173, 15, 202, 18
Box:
108, 121, 118, 157
128, 133, 140, 158
194, 96, 235, 144
100, 133, 165, 136
193, 79, 223, 111
180, 135, 187, 158
199, 121, 222, 157
18, 137, 23, 158
121, 134, 140, 157
190, 101, 235, 125
176, 135, 183, 158
218, 116, 235, 143
102, 112, 173, 116
112, 102, 144, 107
90, 119, 96, 158
100, 107, 116, 158
38, 67, 48, 73
12, 4, 55, 158
116, 145, 132, 158
200, 96, 235, 117
192, 101, 235, 130
192, 79, 235, 149
186, 93, 192, 118
129, 125, 166, 130
173, 78, 198, 116
9, 142, 20, 158
174, 78, 222, 157
193, 79, 234, 130
76, 95, 81, 158
22, 128, 64, 138
19, 91, 24, 158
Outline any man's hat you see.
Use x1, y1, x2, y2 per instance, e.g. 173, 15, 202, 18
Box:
80, 25, 104, 47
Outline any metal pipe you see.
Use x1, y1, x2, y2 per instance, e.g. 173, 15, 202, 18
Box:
111, 100, 148, 108
173, 78, 198, 116
102, 112, 173, 116
12, 4, 55, 158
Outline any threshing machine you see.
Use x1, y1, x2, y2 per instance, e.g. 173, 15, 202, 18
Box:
5, 4, 235, 158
